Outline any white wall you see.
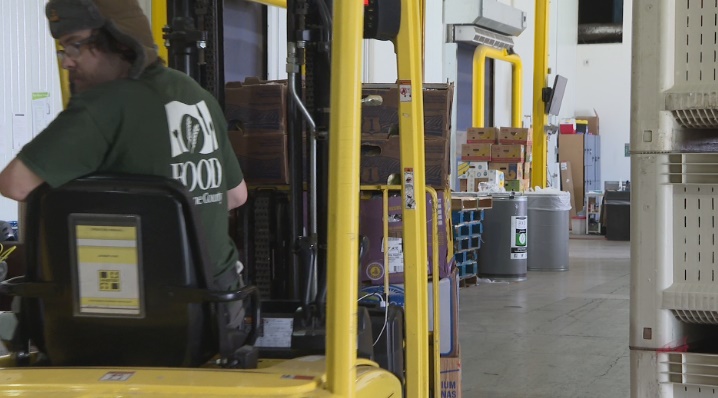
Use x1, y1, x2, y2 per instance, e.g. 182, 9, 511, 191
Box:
575, 0, 633, 183
0, 0, 63, 222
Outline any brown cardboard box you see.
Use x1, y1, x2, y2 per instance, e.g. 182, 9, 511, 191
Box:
459, 179, 480, 193
225, 78, 287, 135
523, 162, 532, 177
504, 179, 530, 192
561, 162, 577, 222
466, 127, 499, 143
489, 162, 523, 180
361, 83, 454, 139
498, 127, 532, 145
440, 348, 462, 398
361, 136, 450, 187
558, 135, 585, 212
491, 145, 525, 163
461, 143, 492, 161
575, 109, 599, 135
228, 130, 289, 184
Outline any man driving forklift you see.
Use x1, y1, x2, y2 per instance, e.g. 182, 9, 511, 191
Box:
0, 0, 250, 334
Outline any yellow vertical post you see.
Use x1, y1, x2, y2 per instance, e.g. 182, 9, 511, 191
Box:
395, 0, 430, 395
57, 58, 71, 109
151, 1, 169, 62
326, 0, 363, 396
471, 46, 523, 128
532, 0, 550, 188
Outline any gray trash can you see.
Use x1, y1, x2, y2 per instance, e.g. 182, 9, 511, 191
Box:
478, 194, 528, 281
525, 191, 571, 271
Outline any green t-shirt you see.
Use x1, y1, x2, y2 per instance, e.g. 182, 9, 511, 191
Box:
18, 65, 242, 284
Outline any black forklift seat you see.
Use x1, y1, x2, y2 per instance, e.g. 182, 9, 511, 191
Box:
0, 174, 259, 368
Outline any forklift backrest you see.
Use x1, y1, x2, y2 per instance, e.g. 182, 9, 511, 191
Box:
3, 174, 255, 367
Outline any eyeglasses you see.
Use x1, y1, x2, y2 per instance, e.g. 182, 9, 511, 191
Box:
56, 36, 95, 61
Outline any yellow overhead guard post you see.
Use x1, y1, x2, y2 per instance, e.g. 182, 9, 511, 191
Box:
395, 0, 431, 395
532, 0, 550, 188
326, 0, 364, 396
56, 54, 71, 109
472, 46, 523, 128
151, 1, 169, 62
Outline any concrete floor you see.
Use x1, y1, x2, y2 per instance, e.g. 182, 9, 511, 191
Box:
459, 238, 630, 398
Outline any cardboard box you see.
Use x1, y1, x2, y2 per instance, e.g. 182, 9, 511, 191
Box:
457, 161, 489, 179
491, 144, 525, 163
440, 351, 462, 398
229, 130, 289, 184
359, 270, 460, 357
575, 109, 599, 135
504, 179, 530, 192
498, 127, 532, 145
466, 127, 499, 143
361, 136, 449, 187
478, 170, 504, 188
459, 178, 479, 193
361, 83, 454, 139
359, 191, 453, 285
461, 143, 492, 161
524, 162, 532, 177
561, 162, 578, 223
489, 162, 523, 180
225, 78, 287, 135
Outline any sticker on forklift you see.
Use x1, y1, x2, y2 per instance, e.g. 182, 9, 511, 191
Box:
404, 168, 416, 209
399, 81, 412, 102
510, 216, 528, 260
99, 371, 135, 382
75, 224, 141, 316
281, 375, 315, 380
382, 237, 404, 273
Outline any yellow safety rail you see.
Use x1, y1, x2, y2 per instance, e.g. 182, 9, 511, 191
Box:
472, 46, 523, 128
249, 0, 287, 8
532, 0, 550, 188
395, 0, 431, 395
427, 187, 441, 398
360, 185, 442, 398
326, 0, 364, 396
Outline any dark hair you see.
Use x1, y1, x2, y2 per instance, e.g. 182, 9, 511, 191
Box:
90, 27, 137, 64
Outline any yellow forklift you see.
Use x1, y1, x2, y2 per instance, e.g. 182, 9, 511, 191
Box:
0, 0, 443, 397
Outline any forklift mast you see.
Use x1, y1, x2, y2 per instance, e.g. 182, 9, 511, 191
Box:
164, 0, 225, 107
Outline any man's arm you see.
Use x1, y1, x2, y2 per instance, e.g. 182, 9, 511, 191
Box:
0, 158, 44, 202
227, 180, 248, 210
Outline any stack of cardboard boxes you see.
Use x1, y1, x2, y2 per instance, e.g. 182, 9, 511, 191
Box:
357, 82, 456, 287
360, 83, 454, 187
458, 127, 532, 193
357, 83, 461, 396
225, 78, 289, 185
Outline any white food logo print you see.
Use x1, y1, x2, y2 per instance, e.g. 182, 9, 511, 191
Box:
166, 101, 219, 157
165, 101, 224, 205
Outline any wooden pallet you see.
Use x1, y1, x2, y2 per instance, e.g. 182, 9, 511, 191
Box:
459, 274, 478, 288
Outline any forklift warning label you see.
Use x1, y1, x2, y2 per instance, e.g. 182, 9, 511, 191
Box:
399, 80, 412, 102
99, 371, 135, 382
510, 216, 528, 260
404, 168, 416, 209
75, 225, 141, 316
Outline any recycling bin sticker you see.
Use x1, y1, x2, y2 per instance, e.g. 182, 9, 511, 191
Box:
510, 216, 528, 259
